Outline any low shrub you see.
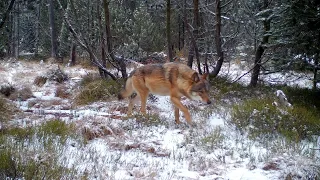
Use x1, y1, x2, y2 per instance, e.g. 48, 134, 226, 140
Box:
0, 96, 16, 123
34, 75, 48, 87
9, 87, 33, 101
79, 73, 100, 87
55, 85, 70, 98
74, 79, 120, 105
0, 84, 15, 97
47, 67, 68, 83
283, 87, 320, 113
231, 97, 320, 141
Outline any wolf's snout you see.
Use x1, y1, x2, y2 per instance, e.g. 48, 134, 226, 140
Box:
207, 100, 212, 104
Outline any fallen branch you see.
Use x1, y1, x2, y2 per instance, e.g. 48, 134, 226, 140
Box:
22, 109, 123, 120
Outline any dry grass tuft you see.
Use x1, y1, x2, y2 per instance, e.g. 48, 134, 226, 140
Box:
47, 68, 68, 83
74, 79, 120, 105
9, 87, 34, 101
0, 84, 15, 97
55, 85, 70, 98
33, 76, 48, 87
82, 125, 114, 141
0, 96, 17, 123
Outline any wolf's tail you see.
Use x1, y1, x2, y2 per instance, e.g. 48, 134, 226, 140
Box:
118, 77, 134, 100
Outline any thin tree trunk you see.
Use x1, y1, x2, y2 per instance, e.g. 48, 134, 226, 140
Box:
166, 0, 173, 62
313, 32, 320, 90
313, 55, 318, 90
193, 0, 201, 73
103, 0, 127, 79
49, 0, 58, 58
68, 43, 76, 66
249, 0, 270, 87
7, 4, 13, 56
187, 0, 198, 69
98, 3, 107, 79
250, 45, 264, 87
211, 0, 224, 77
187, 0, 202, 74
34, 0, 41, 55
57, 0, 117, 80
182, 0, 186, 50
14, 1, 19, 58
204, 42, 209, 73
0, 0, 15, 29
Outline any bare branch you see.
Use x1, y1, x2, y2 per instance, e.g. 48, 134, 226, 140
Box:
57, 0, 117, 81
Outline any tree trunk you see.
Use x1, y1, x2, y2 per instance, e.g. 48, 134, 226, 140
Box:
0, 0, 15, 29
250, 45, 264, 87
98, 4, 107, 79
34, 0, 41, 56
313, 55, 318, 90
187, 0, 202, 74
211, 0, 224, 77
68, 43, 76, 66
49, 0, 58, 58
249, 0, 271, 87
166, 0, 173, 62
103, 0, 127, 79
57, 0, 117, 81
313, 32, 320, 90
14, 1, 19, 58
7, 4, 13, 56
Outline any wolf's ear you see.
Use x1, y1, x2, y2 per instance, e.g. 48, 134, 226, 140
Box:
192, 72, 200, 82
202, 73, 209, 81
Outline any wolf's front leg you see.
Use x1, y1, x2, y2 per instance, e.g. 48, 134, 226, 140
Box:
139, 93, 148, 115
174, 107, 180, 124
170, 97, 192, 125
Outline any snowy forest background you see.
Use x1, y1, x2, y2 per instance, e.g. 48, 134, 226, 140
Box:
0, 0, 320, 179
1, 0, 320, 86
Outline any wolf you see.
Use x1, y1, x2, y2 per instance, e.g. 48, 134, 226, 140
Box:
118, 62, 211, 125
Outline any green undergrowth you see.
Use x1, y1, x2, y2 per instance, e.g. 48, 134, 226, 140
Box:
282, 86, 320, 113
75, 77, 121, 105
210, 76, 320, 142
209, 76, 272, 102
0, 120, 82, 179
231, 97, 319, 141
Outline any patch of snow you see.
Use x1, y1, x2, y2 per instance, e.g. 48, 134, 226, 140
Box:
208, 114, 225, 126
176, 169, 200, 179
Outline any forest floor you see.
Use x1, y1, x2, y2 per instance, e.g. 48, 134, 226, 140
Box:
0, 58, 319, 179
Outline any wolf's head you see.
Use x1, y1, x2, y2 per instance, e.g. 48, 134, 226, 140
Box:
189, 73, 211, 104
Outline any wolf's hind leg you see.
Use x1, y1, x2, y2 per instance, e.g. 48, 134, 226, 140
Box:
127, 93, 139, 116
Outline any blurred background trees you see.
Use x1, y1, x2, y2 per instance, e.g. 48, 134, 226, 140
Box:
0, 0, 319, 88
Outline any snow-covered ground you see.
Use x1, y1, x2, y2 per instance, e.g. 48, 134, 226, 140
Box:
0, 59, 319, 179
